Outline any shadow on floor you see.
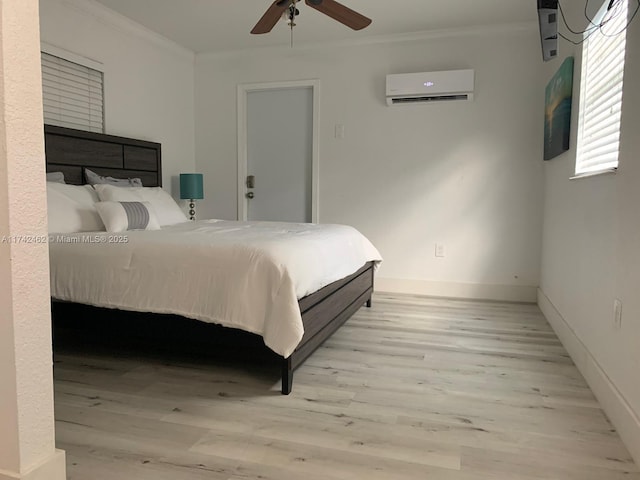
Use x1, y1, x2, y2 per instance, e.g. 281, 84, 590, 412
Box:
52, 301, 283, 394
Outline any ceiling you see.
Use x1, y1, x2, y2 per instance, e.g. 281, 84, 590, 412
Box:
91, 0, 537, 54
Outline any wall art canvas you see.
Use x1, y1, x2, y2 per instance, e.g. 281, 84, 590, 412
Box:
544, 56, 574, 160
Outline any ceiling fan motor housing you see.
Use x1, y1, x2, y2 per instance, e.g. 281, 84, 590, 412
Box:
287, 4, 299, 24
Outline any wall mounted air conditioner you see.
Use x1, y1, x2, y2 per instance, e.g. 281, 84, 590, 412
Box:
386, 69, 475, 106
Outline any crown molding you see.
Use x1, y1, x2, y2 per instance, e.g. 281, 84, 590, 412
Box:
58, 0, 194, 61
197, 21, 538, 60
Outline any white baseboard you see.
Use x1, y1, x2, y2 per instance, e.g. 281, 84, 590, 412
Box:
0, 450, 66, 480
376, 277, 537, 303
538, 289, 640, 465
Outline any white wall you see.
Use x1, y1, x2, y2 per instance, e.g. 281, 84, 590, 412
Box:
538, 3, 640, 463
38, 0, 196, 195
0, 0, 65, 478
195, 27, 545, 301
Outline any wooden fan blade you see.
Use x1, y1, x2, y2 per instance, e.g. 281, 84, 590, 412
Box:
251, 0, 290, 34
305, 0, 371, 30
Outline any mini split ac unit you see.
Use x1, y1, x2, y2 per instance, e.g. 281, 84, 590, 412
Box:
386, 69, 475, 106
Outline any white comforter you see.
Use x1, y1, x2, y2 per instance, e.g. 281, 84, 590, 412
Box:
49, 220, 382, 357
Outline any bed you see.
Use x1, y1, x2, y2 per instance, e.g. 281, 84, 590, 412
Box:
45, 124, 381, 394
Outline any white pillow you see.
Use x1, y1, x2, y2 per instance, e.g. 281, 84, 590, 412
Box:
85, 168, 143, 187
93, 184, 188, 227
95, 201, 161, 232
47, 183, 104, 233
46, 172, 65, 184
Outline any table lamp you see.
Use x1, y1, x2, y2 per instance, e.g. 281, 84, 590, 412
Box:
180, 173, 204, 221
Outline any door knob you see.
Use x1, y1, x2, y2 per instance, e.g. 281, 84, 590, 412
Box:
246, 191, 255, 199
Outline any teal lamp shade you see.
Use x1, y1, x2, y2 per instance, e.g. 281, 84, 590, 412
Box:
180, 174, 204, 200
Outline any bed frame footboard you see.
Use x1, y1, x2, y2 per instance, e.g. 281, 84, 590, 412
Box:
282, 261, 375, 394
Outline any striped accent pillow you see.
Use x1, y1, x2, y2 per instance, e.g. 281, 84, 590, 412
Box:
95, 201, 161, 232
120, 202, 151, 229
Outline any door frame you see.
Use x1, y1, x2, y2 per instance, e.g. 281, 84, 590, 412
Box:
237, 79, 320, 222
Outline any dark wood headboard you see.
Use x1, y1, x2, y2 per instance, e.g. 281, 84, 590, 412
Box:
44, 124, 162, 187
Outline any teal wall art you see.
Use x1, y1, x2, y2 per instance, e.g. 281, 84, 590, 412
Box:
544, 56, 574, 160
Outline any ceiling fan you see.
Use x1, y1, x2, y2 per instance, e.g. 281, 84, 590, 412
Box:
251, 0, 372, 35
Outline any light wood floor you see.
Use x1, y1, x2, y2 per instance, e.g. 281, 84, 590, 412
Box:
54, 294, 639, 479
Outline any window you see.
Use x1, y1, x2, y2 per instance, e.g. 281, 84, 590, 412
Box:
41, 52, 104, 133
575, 0, 628, 175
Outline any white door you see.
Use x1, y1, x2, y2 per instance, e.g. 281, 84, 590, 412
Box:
243, 86, 315, 223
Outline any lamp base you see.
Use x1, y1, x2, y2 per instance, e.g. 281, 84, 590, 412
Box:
189, 200, 196, 221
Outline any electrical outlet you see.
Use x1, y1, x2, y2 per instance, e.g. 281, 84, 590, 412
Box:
613, 299, 622, 329
335, 124, 345, 139
435, 243, 445, 258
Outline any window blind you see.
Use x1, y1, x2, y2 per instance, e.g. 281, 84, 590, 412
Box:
41, 52, 104, 133
575, 0, 628, 175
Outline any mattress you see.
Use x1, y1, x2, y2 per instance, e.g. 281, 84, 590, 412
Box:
49, 220, 382, 357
